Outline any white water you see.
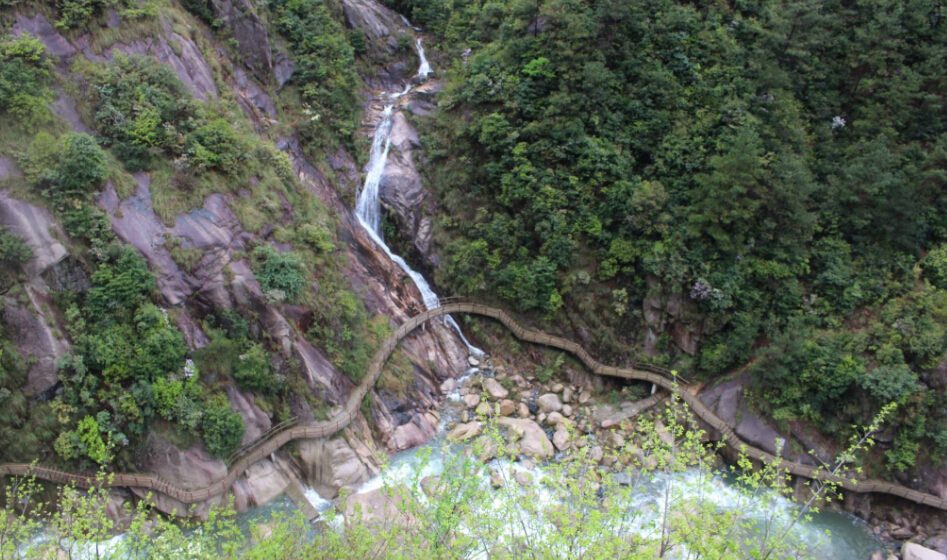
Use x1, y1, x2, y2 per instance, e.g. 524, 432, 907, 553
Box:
416, 39, 432, 78
352, 389, 885, 560
354, 42, 481, 356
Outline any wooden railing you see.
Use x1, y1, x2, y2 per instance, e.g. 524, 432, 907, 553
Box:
3, 302, 946, 511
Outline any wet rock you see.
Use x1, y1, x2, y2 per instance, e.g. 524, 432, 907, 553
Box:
389, 413, 438, 451
236, 459, 289, 507
345, 486, 412, 525
298, 437, 370, 498
340, 0, 403, 56
513, 471, 533, 487
537, 393, 563, 413
903, 543, 946, 560
490, 470, 504, 488
468, 356, 480, 367
440, 378, 456, 393
498, 418, 554, 460
447, 422, 482, 442
483, 378, 509, 400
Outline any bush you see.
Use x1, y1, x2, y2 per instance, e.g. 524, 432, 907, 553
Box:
0, 33, 54, 128
202, 394, 244, 459
233, 344, 275, 393
53, 133, 109, 201
86, 245, 156, 320
252, 246, 307, 300
0, 229, 32, 268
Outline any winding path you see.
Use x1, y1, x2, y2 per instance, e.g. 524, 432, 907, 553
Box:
3, 301, 946, 511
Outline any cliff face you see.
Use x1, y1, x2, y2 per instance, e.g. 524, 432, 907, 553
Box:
0, 0, 463, 516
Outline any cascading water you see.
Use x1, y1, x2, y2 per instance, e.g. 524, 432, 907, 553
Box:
354, 42, 481, 356
416, 39, 432, 78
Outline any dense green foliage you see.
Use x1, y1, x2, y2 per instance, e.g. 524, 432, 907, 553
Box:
0, 229, 31, 269
251, 245, 308, 301
397, 0, 947, 475
89, 54, 246, 173
270, 0, 361, 144
0, 33, 54, 129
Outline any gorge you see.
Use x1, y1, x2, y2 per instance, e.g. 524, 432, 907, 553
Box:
1, 0, 947, 558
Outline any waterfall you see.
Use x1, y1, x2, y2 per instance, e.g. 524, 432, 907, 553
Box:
354, 43, 482, 356
416, 39, 432, 78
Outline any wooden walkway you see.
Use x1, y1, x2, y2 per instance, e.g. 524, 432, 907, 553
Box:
3, 299, 947, 512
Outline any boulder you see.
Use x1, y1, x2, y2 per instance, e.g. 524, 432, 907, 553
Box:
497, 418, 554, 460
562, 387, 573, 403
483, 378, 509, 400
517, 403, 530, 418
475, 402, 494, 417
553, 429, 570, 452
463, 394, 481, 408
562, 405, 574, 417
537, 393, 562, 413
513, 471, 533, 487
237, 459, 289, 507
903, 543, 947, 560
440, 378, 456, 394
546, 412, 564, 425
298, 437, 370, 498
447, 422, 482, 442
498, 399, 517, 417
345, 486, 413, 525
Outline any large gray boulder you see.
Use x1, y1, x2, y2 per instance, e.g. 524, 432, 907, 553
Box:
497, 418, 554, 460
903, 543, 947, 560
298, 437, 371, 498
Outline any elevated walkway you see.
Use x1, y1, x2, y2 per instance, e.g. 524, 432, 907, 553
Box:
3, 299, 946, 511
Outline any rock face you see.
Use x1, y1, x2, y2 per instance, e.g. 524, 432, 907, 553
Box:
210, 0, 272, 83
1, 290, 70, 397
642, 274, 703, 356
699, 377, 811, 464
0, 191, 68, 278
225, 386, 272, 446
379, 113, 437, 263
298, 437, 371, 498
498, 418, 554, 460
132, 435, 228, 519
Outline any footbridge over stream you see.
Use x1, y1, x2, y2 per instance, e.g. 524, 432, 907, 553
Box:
3, 299, 947, 512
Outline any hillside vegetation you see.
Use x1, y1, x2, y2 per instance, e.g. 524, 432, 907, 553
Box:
392, 0, 947, 477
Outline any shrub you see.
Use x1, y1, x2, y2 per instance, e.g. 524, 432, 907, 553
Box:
53, 133, 109, 201
0, 229, 32, 268
202, 394, 244, 459
233, 344, 274, 393
252, 246, 307, 300
0, 33, 54, 128
86, 245, 156, 320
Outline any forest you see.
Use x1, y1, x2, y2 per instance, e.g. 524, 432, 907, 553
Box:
382, 0, 947, 478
